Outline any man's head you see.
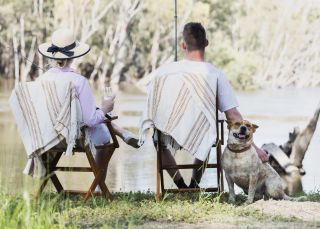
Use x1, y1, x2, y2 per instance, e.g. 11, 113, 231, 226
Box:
182, 22, 208, 51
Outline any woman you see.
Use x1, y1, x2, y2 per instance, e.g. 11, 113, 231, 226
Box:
38, 28, 139, 191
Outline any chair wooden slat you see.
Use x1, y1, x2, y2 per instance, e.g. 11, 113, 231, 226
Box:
162, 164, 218, 170
165, 188, 219, 193
55, 167, 92, 172
37, 117, 119, 202
63, 190, 104, 196
48, 144, 115, 153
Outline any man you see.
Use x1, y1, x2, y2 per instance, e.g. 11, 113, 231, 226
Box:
140, 22, 269, 188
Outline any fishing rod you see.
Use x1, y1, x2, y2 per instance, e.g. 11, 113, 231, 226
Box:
0, 42, 45, 71
174, 0, 178, 61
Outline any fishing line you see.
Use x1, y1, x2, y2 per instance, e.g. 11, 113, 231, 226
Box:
0, 42, 45, 71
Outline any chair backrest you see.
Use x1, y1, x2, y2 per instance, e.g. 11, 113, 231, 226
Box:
9, 80, 82, 178
144, 72, 219, 161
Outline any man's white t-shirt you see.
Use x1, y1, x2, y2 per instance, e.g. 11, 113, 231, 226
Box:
150, 59, 238, 112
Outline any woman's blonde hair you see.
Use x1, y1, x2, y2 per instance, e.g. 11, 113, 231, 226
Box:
55, 59, 73, 68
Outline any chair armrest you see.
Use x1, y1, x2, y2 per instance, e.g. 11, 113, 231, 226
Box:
103, 114, 119, 148
104, 113, 118, 121
218, 119, 224, 145
79, 114, 119, 148
213, 119, 225, 147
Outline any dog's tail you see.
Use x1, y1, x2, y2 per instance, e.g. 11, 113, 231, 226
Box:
283, 194, 307, 201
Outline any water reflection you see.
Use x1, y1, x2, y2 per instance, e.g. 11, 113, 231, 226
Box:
0, 80, 319, 193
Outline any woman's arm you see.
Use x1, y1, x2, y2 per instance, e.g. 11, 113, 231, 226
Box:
78, 80, 114, 127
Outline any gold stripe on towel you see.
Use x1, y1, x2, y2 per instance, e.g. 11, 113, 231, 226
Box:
55, 84, 72, 133
151, 77, 167, 119
183, 112, 204, 149
42, 82, 57, 126
190, 118, 210, 154
23, 84, 44, 148
184, 73, 216, 122
165, 83, 191, 133
188, 73, 216, 114
15, 87, 36, 151
187, 113, 207, 153
18, 84, 43, 149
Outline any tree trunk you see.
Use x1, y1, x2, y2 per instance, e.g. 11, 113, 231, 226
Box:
12, 28, 20, 85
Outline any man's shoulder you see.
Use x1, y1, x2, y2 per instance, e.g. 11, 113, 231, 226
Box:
156, 61, 181, 74
156, 60, 203, 75
202, 62, 223, 75
154, 60, 224, 79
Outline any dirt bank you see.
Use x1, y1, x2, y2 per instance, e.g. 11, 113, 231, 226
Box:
250, 199, 320, 222
140, 200, 320, 228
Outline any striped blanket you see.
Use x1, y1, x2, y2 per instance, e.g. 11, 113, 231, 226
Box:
139, 72, 218, 161
9, 80, 85, 178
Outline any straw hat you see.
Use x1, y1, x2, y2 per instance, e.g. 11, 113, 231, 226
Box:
38, 28, 90, 59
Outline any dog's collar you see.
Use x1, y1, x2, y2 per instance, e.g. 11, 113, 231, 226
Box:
227, 144, 252, 153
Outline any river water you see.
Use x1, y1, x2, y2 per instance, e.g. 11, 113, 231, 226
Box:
0, 79, 319, 194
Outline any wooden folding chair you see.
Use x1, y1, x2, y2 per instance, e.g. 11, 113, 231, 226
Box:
36, 117, 119, 202
155, 97, 224, 201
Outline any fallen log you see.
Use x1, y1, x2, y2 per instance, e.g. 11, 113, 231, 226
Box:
262, 143, 302, 194
290, 102, 320, 170
262, 102, 320, 194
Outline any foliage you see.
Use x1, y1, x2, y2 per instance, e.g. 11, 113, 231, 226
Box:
0, 0, 320, 90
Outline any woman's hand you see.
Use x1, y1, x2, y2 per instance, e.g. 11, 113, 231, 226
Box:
101, 95, 115, 114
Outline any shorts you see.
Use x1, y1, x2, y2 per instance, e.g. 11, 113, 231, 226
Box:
88, 123, 111, 145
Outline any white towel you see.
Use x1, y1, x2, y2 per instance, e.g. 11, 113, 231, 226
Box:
140, 72, 218, 161
9, 80, 90, 178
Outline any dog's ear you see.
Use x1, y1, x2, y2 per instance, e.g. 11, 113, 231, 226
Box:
252, 124, 259, 132
226, 120, 233, 129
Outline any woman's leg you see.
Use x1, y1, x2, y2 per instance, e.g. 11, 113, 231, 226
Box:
94, 148, 113, 190
110, 123, 139, 148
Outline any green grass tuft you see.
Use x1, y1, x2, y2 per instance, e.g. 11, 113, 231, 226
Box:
0, 191, 319, 228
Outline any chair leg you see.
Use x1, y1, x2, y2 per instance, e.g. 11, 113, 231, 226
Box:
51, 174, 64, 193
220, 167, 224, 194
50, 152, 64, 193
36, 178, 49, 198
216, 142, 224, 193
156, 130, 165, 201
84, 146, 114, 201
84, 147, 98, 201
97, 150, 114, 200
87, 152, 114, 201
156, 147, 161, 202
36, 152, 63, 197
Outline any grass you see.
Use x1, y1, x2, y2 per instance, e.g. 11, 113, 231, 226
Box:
1, 191, 319, 229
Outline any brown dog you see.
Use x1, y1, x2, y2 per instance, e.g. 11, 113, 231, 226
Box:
221, 120, 304, 204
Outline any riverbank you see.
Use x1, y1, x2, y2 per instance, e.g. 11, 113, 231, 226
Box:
1, 191, 320, 228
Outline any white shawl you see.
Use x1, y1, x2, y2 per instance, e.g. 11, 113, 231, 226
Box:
140, 72, 218, 161
9, 80, 87, 178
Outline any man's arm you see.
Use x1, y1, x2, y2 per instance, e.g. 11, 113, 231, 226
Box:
224, 108, 269, 163
225, 107, 243, 122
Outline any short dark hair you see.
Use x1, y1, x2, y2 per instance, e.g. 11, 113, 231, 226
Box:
182, 22, 207, 51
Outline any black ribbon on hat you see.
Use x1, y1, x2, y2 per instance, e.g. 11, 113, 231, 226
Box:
47, 42, 76, 57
